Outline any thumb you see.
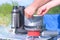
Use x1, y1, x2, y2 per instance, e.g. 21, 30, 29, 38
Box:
37, 8, 46, 16
40, 8, 47, 16
40, 8, 49, 16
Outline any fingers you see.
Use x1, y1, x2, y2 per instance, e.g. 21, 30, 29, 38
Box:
24, 6, 36, 18
24, 9, 33, 18
40, 9, 48, 16
37, 7, 49, 16
37, 8, 42, 16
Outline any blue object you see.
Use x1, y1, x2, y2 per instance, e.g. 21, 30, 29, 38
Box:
43, 14, 60, 32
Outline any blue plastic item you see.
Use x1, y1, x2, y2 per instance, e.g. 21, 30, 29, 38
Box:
43, 14, 60, 32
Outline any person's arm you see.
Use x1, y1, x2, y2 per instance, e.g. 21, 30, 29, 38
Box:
47, 0, 60, 9
37, 0, 60, 16
31, 0, 51, 9
24, 0, 51, 18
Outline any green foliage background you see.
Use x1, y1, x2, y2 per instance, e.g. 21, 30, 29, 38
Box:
48, 5, 60, 14
0, 3, 12, 26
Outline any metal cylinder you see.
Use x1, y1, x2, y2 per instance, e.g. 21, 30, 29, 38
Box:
11, 6, 19, 28
41, 30, 59, 37
24, 15, 43, 31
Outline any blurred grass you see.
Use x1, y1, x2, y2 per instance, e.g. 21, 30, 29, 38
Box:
48, 5, 60, 14
0, 3, 60, 27
0, 3, 13, 26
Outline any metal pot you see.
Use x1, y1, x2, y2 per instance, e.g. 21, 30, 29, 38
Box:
24, 15, 43, 31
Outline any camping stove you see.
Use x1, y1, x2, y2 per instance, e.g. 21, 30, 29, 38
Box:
24, 15, 44, 36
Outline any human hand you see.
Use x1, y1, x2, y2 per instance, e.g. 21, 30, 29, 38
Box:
24, 0, 51, 18
24, 5, 37, 18
37, 0, 60, 16
37, 4, 50, 16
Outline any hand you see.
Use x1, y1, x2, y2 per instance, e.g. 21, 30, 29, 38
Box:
24, 0, 51, 18
37, 4, 50, 16
24, 5, 37, 18
37, 0, 60, 16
